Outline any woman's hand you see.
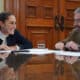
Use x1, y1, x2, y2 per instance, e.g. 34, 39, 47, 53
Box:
0, 44, 18, 51
4, 67, 16, 80
0, 45, 10, 59
0, 45, 18, 59
0, 53, 9, 60
0, 44, 11, 50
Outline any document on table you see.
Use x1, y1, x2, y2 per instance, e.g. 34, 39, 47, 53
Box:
17, 49, 80, 56
0, 48, 80, 56
0, 50, 11, 53
51, 50, 80, 56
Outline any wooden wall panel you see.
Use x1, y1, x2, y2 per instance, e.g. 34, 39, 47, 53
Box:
27, 27, 53, 48
64, 0, 80, 27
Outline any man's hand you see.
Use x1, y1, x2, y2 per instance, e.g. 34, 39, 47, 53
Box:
55, 42, 64, 50
55, 55, 64, 61
65, 56, 79, 64
65, 41, 79, 50
55, 42, 65, 61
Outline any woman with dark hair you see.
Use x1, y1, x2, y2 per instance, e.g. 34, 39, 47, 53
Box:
0, 12, 33, 80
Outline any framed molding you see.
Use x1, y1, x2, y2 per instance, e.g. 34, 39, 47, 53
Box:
43, 7, 53, 19
26, 6, 37, 18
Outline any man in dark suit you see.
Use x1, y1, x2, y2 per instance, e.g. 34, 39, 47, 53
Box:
0, 12, 33, 80
55, 8, 80, 80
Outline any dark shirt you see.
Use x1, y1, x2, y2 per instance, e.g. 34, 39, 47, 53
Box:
5, 30, 33, 71
63, 27, 80, 45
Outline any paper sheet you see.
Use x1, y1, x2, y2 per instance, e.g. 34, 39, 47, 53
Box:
14, 48, 80, 56
0, 50, 11, 53
0, 48, 80, 56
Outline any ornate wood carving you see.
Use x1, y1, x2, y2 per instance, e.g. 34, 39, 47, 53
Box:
26, 6, 37, 18
65, 0, 80, 27
43, 7, 53, 19
27, 27, 53, 48
66, 9, 74, 20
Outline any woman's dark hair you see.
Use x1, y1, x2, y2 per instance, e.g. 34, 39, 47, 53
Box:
0, 12, 14, 22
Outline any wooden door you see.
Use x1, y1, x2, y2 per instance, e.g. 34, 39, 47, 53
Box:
4, 0, 80, 80
18, 0, 59, 80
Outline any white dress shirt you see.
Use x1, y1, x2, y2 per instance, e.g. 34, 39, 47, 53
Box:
0, 31, 20, 69
0, 31, 8, 69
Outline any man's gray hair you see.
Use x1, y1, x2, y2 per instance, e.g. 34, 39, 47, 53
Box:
74, 8, 80, 14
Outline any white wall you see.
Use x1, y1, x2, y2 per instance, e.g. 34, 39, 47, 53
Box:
0, 0, 4, 12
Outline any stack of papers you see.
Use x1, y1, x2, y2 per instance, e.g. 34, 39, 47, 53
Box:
23, 49, 80, 56
0, 50, 11, 53
0, 48, 80, 56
